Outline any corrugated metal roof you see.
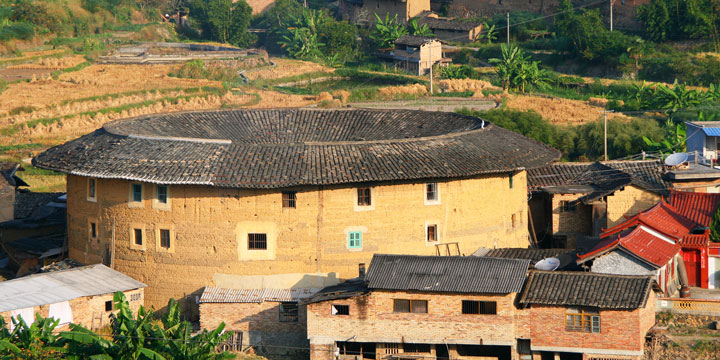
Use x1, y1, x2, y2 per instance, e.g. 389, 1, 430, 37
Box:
701, 128, 720, 137
518, 271, 653, 309
0, 264, 146, 313
199, 287, 321, 304
365, 254, 529, 294
303, 278, 369, 304
473, 247, 571, 262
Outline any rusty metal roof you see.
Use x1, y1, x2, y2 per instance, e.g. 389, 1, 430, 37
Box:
199, 287, 321, 304
365, 254, 529, 294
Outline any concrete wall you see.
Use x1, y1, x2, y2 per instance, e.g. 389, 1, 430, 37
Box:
606, 186, 661, 227
1, 288, 144, 331
66, 172, 530, 311
307, 290, 523, 346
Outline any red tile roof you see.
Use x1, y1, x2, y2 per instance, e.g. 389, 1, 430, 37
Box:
602, 200, 698, 240
579, 227, 679, 268
669, 190, 720, 227
619, 227, 680, 268
678, 233, 710, 248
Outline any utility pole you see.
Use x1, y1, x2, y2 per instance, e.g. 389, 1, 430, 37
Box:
506, 12, 510, 46
599, 110, 614, 160
609, 0, 613, 31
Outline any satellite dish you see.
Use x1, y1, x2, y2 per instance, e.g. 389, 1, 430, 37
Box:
535, 257, 561, 271
665, 152, 689, 166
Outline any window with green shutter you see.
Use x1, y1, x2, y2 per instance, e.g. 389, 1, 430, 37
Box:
348, 231, 362, 249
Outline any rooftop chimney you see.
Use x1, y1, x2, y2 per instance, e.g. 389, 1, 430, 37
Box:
358, 263, 366, 279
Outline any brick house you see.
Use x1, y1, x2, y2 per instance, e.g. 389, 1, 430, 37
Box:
341, 0, 430, 24
198, 287, 319, 356
416, 15, 483, 43
392, 35, 449, 75
0, 264, 146, 331
306, 254, 531, 360
518, 271, 656, 360
528, 160, 669, 249
32, 108, 559, 316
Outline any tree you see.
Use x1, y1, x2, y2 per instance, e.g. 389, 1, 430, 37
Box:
408, 19, 433, 36
371, 13, 407, 49
489, 43, 548, 92
187, 0, 254, 47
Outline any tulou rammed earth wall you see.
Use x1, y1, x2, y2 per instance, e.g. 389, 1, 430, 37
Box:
66, 171, 530, 311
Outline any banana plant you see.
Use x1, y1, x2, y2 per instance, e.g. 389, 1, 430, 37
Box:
642, 118, 687, 153
408, 19, 433, 36
482, 21, 497, 44
371, 13, 408, 49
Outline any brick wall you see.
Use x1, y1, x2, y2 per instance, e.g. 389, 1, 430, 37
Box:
66, 171, 531, 312
528, 303, 650, 355
1, 288, 144, 331
307, 290, 522, 345
199, 301, 308, 357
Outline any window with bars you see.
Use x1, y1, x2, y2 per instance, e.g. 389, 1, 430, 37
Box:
461, 300, 497, 315
348, 232, 362, 249
248, 233, 267, 250
331, 304, 349, 315
134, 228, 143, 246
357, 187, 371, 206
393, 299, 428, 313
559, 201, 576, 213
160, 229, 171, 249
282, 191, 296, 208
426, 183, 438, 201
130, 293, 142, 301
90, 222, 97, 239
403, 344, 431, 353
565, 307, 600, 333
131, 184, 142, 202
427, 224, 437, 242
157, 185, 168, 204
279, 302, 298, 322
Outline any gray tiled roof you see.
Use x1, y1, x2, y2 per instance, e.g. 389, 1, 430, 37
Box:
33, 109, 560, 189
366, 254, 530, 294
518, 271, 653, 309
528, 160, 669, 195
418, 17, 482, 31
473, 247, 572, 262
395, 35, 437, 46
0, 264, 146, 313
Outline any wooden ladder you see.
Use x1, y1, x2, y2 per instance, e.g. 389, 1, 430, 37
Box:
435, 242, 461, 256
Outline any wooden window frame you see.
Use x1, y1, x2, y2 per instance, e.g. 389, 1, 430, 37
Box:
348, 231, 362, 249
425, 182, 440, 205
133, 228, 143, 246
357, 187, 372, 206
279, 302, 299, 323
248, 233, 268, 250
393, 299, 428, 313
87, 178, 96, 202
105, 300, 113, 312
156, 185, 168, 204
559, 200, 576, 213
159, 229, 171, 249
565, 307, 600, 333
426, 224, 438, 242
461, 300, 497, 315
282, 191, 297, 208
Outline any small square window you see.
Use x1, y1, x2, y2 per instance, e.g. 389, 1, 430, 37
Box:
105, 300, 112, 312
130, 293, 142, 302
160, 229, 171, 249
279, 302, 298, 322
157, 185, 168, 204
348, 232, 362, 249
332, 304, 349, 315
426, 183, 438, 201
559, 201, 576, 213
132, 184, 142, 202
248, 233, 267, 250
88, 178, 96, 199
134, 228, 143, 246
90, 222, 97, 239
282, 192, 296, 208
393, 299, 427, 313
427, 224, 437, 242
357, 187, 371, 206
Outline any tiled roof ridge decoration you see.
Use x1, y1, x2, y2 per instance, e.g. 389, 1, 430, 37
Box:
365, 254, 530, 294
32, 108, 561, 189
518, 270, 653, 309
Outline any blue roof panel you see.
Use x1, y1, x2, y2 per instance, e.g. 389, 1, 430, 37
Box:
702, 128, 720, 136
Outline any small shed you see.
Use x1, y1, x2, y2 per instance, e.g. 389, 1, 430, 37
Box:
392, 35, 449, 75
0, 264, 146, 330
